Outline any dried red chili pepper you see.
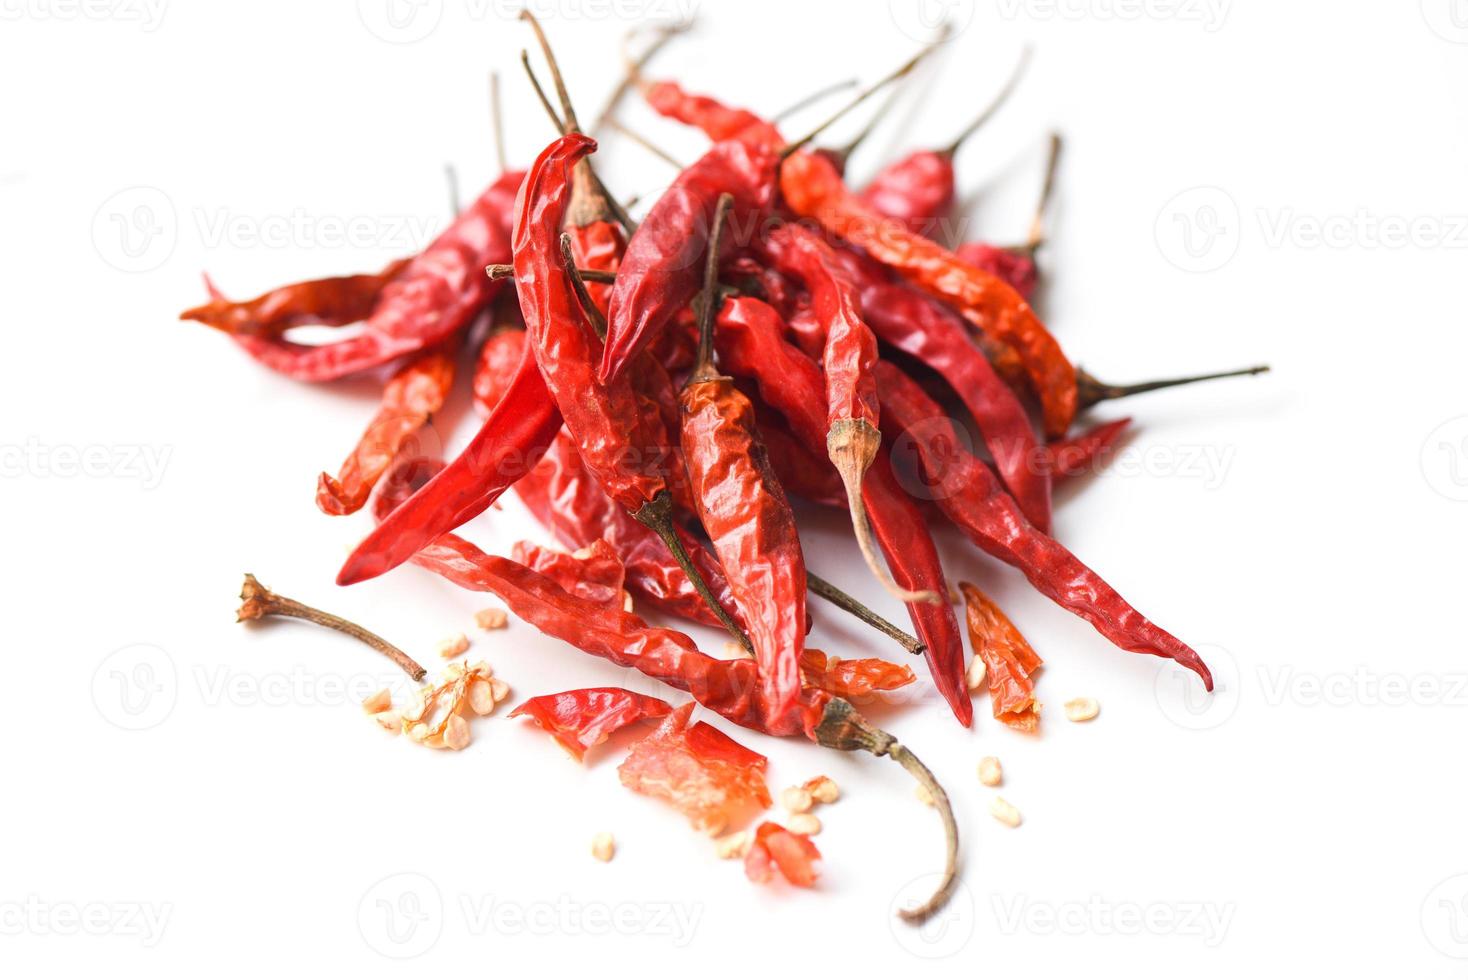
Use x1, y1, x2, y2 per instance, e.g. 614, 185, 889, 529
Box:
472, 326, 529, 416
182, 259, 410, 337
952, 133, 1061, 300
959, 581, 1043, 732
799, 649, 916, 700
185, 171, 521, 382
1049, 417, 1131, 484
744, 821, 821, 887
754, 414, 846, 508
715, 295, 972, 727
641, 79, 784, 151
619, 701, 772, 832
510, 687, 672, 762
779, 149, 1077, 438
856, 49, 1032, 235
757, 222, 938, 604
509, 538, 626, 610
679, 194, 806, 720
315, 343, 456, 516
874, 359, 1213, 688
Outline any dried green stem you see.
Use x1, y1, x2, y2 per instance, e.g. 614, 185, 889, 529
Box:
558, 233, 609, 340
807, 572, 924, 657
236, 573, 426, 682
487, 263, 615, 284
634, 494, 752, 652
688, 193, 734, 384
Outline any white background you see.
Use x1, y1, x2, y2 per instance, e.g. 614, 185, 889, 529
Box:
4, 0, 1467, 974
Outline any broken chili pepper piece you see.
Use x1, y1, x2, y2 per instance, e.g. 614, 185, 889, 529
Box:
800, 649, 916, 701
959, 581, 1042, 732
510, 687, 672, 762
744, 821, 822, 887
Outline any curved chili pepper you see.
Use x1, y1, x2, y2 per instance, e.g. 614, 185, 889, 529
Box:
1050, 417, 1131, 485
510, 687, 672, 762
715, 295, 972, 728
183, 259, 411, 336
779, 149, 1077, 438
680, 194, 806, 722
873, 359, 1213, 688
955, 242, 1039, 300
601, 138, 777, 382
509, 538, 626, 610
186, 171, 522, 382
641, 79, 783, 152
472, 327, 529, 416
959, 581, 1042, 732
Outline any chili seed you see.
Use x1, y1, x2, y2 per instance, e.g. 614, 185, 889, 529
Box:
443, 713, 471, 751
362, 688, 393, 714
1064, 697, 1100, 722
787, 813, 822, 836
977, 756, 1003, 787
989, 796, 1022, 828
714, 831, 750, 860
474, 608, 508, 631
807, 776, 840, 804
965, 657, 987, 692
781, 786, 814, 813
436, 632, 470, 658
591, 831, 616, 862
371, 711, 401, 733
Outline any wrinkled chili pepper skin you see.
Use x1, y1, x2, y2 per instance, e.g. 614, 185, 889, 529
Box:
509, 688, 672, 761
859, 150, 955, 235
510, 538, 626, 609
182, 260, 411, 337
715, 296, 972, 727
956, 242, 1039, 301
755, 416, 847, 508
859, 280, 1051, 531
337, 338, 561, 585
680, 372, 806, 723
874, 360, 1212, 688
191, 171, 522, 382
960, 581, 1043, 732
756, 224, 880, 435
473, 328, 530, 416
643, 80, 784, 152
517, 134, 669, 514
316, 343, 456, 516
1050, 417, 1131, 484
601, 140, 776, 383
779, 150, 1076, 438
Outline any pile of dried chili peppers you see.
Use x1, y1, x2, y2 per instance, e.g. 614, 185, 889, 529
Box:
190, 16, 1267, 925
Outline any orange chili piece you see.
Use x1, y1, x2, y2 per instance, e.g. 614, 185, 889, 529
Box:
959, 582, 1043, 732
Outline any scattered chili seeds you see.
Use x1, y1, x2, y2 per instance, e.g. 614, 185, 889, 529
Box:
989, 796, 1022, 828
591, 831, 616, 862
436, 632, 470, 658
965, 657, 987, 692
805, 775, 840, 804
1064, 697, 1100, 722
977, 755, 1003, 786
474, 608, 509, 631
714, 831, 751, 860
781, 785, 815, 813
787, 813, 822, 836
362, 688, 393, 714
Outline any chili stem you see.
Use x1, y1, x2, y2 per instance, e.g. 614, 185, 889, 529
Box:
1024, 132, 1063, 252
592, 20, 690, 133
1076, 364, 1270, 411
938, 45, 1033, 158
487, 263, 616, 284
828, 74, 910, 169
815, 698, 959, 925
521, 51, 566, 134
771, 77, 859, 123
236, 573, 426, 682
558, 234, 610, 340
604, 117, 685, 169
520, 10, 581, 132
807, 572, 925, 657
780, 24, 953, 159
489, 71, 508, 175
689, 193, 735, 382
635, 493, 753, 653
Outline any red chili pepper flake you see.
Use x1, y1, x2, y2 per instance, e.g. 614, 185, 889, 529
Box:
509, 688, 672, 762
744, 821, 821, 888
959, 582, 1043, 732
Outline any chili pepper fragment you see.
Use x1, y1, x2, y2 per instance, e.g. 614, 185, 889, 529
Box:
510, 688, 673, 762
236, 574, 425, 681
744, 821, 821, 887
959, 582, 1042, 732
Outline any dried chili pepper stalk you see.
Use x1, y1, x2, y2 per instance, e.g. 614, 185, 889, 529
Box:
316, 343, 455, 515
619, 701, 772, 833
744, 821, 821, 887
857, 47, 1032, 235
715, 295, 973, 727
510, 688, 672, 762
780, 149, 1076, 438
510, 538, 626, 610
805, 574, 925, 657
1076, 364, 1270, 411
679, 193, 806, 720
235, 573, 425, 681
590, 20, 690, 134
874, 359, 1213, 688
959, 582, 1042, 732
1049, 417, 1131, 484
954, 132, 1062, 299
186, 171, 521, 382
758, 222, 938, 604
